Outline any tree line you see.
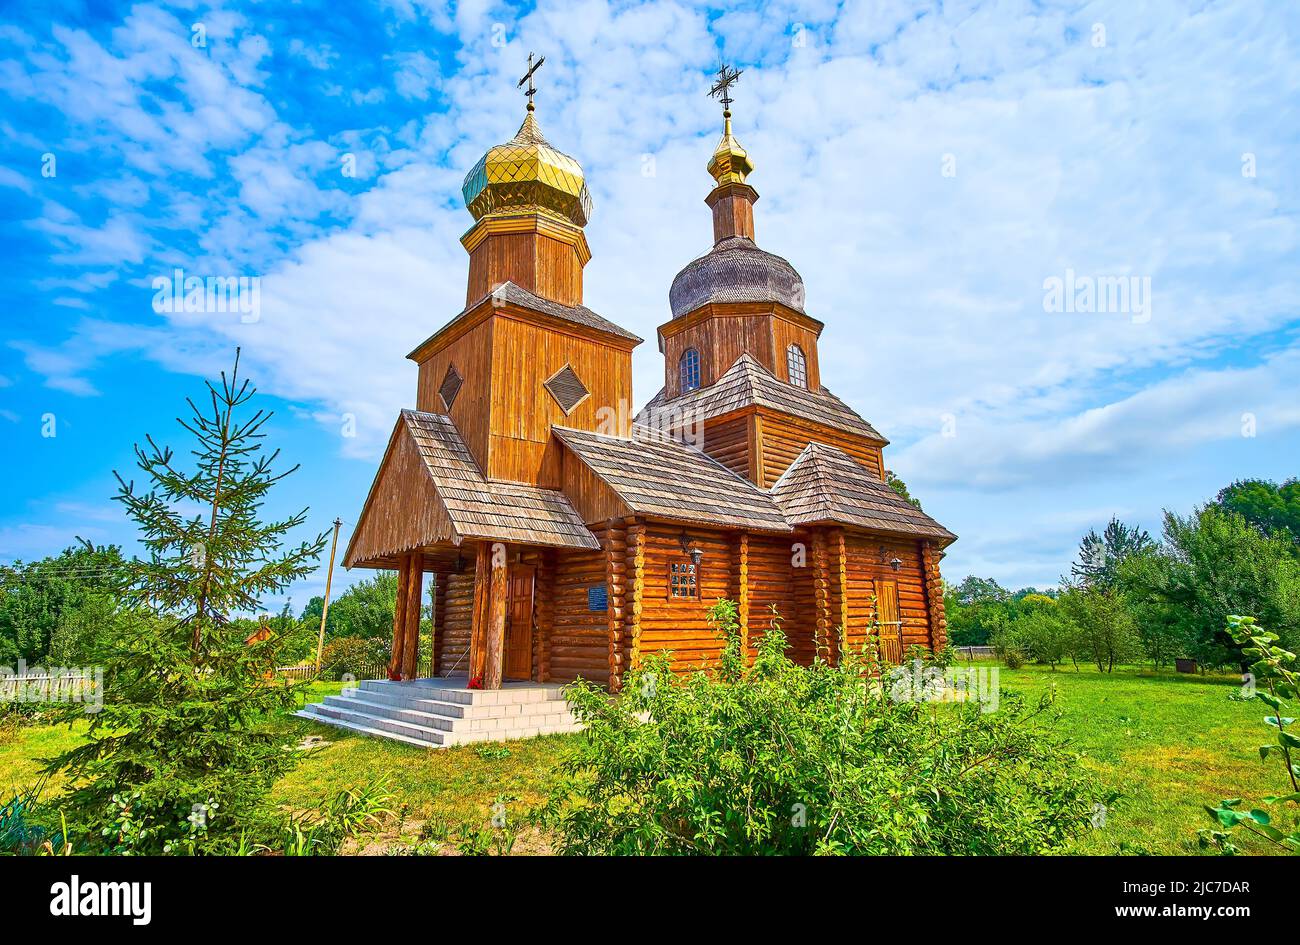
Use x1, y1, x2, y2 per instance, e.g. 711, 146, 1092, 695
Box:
946, 479, 1300, 670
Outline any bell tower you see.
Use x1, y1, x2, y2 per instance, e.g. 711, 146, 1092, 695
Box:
657, 65, 823, 399
407, 54, 640, 488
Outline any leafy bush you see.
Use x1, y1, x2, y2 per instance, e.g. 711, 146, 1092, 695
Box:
319, 636, 384, 681
1200, 616, 1300, 854
547, 599, 1099, 855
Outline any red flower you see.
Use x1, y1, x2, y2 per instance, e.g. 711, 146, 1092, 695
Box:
468, 675, 483, 690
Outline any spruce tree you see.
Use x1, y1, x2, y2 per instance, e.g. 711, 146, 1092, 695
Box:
46, 350, 326, 853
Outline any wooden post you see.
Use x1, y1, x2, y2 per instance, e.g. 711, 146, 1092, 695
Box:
314, 518, 343, 674
484, 543, 509, 690
389, 555, 411, 678
469, 544, 491, 682
834, 528, 848, 666
535, 550, 554, 683
735, 532, 750, 662
605, 519, 628, 692
812, 530, 831, 662
626, 519, 646, 674
402, 557, 424, 680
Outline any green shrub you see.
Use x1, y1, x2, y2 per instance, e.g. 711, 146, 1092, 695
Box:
1200, 616, 1300, 854
547, 599, 1100, 855
319, 636, 383, 681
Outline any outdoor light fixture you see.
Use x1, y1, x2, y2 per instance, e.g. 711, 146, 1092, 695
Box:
890, 557, 903, 572
678, 530, 704, 567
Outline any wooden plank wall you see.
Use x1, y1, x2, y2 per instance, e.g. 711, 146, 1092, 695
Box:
415, 318, 494, 470
635, 523, 734, 673
699, 414, 750, 478
549, 522, 611, 685
840, 534, 933, 655
759, 414, 884, 487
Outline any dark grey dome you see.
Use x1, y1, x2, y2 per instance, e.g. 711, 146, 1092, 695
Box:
669, 236, 805, 319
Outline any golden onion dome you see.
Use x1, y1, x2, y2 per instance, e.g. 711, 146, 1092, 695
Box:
706, 111, 753, 186
462, 108, 593, 227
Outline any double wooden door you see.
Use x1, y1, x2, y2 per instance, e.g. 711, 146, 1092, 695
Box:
504, 564, 535, 680
875, 580, 903, 664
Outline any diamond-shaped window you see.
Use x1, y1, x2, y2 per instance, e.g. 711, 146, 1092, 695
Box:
543, 364, 589, 415
439, 365, 463, 411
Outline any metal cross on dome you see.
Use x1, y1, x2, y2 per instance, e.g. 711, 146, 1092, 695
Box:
708, 62, 742, 113
518, 51, 545, 109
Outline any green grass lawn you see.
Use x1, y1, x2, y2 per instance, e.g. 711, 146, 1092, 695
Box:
1, 665, 1291, 854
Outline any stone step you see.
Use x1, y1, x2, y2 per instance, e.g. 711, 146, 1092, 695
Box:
295, 707, 445, 748
356, 679, 569, 707
302, 702, 453, 746
331, 688, 573, 721
299, 700, 583, 748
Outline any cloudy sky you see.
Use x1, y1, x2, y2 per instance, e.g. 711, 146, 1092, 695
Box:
1, 0, 1296, 610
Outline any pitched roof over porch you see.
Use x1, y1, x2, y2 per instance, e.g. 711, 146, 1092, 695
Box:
345, 409, 599, 569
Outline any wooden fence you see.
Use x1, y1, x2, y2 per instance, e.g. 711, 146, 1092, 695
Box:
0, 673, 98, 701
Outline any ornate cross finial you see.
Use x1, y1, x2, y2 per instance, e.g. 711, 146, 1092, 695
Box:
517, 51, 545, 112
708, 63, 742, 115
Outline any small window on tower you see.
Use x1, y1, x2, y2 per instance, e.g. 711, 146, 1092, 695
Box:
680, 348, 701, 392
786, 344, 807, 388
543, 363, 590, 415
439, 364, 464, 410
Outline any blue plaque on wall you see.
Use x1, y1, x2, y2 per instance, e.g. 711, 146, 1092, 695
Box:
587, 585, 608, 612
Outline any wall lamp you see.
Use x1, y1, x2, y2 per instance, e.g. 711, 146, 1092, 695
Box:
678, 530, 705, 568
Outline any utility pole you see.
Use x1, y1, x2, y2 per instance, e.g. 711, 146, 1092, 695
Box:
314, 518, 343, 674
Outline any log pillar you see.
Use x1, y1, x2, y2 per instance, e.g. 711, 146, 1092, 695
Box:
484, 543, 509, 690
401, 557, 424, 680
921, 541, 949, 652
626, 519, 646, 676
812, 530, 831, 662
389, 554, 412, 678
469, 543, 491, 683
833, 528, 849, 666
535, 551, 554, 683
605, 519, 628, 693
734, 532, 750, 663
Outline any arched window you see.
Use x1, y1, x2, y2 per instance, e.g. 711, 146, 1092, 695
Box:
679, 348, 701, 392
786, 344, 808, 388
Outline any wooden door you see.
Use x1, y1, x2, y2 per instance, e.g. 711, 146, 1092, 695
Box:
876, 580, 903, 665
504, 564, 535, 680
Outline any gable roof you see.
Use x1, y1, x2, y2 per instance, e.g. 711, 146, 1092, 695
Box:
345, 410, 599, 567
769, 442, 956, 544
408, 281, 641, 361
634, 353, 886, 443
553, 424, 792, 532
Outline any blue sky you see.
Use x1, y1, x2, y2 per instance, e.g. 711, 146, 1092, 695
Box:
1, 0, 1297, 613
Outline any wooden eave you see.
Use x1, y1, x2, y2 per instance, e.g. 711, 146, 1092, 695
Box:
656, 299, 825, 353
408, 288, 641, 364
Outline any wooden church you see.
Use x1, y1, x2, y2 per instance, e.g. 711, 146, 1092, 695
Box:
344, 65, 955, 693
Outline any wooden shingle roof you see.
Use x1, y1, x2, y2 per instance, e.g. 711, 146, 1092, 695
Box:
345, 410, 599, 567
769, 442, 956, 544
635, 353, 887, 443
403, 411, 600, 549
553, 424, 792, 532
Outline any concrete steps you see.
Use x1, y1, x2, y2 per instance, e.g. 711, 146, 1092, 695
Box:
296, 678, 583, 749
